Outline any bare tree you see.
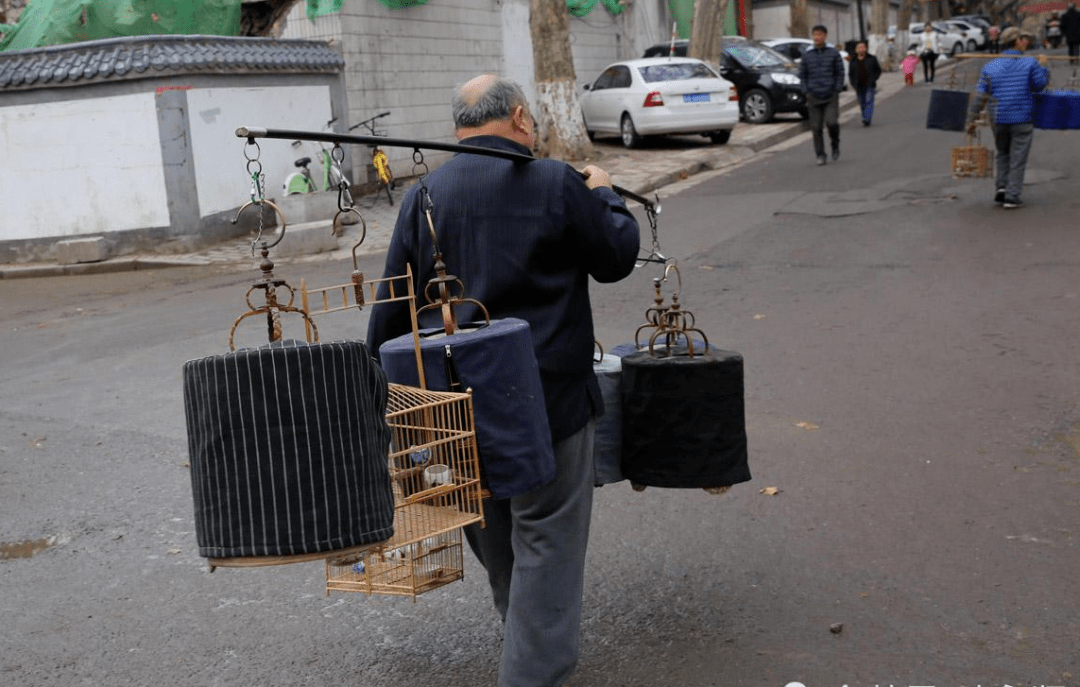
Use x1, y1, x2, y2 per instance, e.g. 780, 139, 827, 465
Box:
790, 0, 809, 38
689, 0, 729, 65
869, 0, 890, 66
529, 0, 594, 160
895, 0, 915, 59
240, 0, 303, 37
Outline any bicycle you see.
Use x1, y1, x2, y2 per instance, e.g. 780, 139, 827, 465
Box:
349, 111, 395, 206
282, 118, 354, 208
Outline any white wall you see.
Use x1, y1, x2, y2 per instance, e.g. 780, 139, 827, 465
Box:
0, 93, 170, 239
187, 85, 334, 216
336, 0, 504, 177
280, 0, 667, 180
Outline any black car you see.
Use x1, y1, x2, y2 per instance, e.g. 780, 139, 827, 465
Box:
643, 37, 805, 124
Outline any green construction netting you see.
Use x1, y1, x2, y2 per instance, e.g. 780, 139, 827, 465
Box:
669, 0, 693, 39
568, 0, 625, 17
307, 0, 344, 20
1, 0, 242, 52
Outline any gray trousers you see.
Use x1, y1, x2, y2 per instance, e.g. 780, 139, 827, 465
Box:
465, 421, 596, 687
993, 122, 1034, 200
807, 94, 840, 156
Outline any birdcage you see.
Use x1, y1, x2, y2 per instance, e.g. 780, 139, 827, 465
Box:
324, 383, 484, 598
951, 141, 992, 178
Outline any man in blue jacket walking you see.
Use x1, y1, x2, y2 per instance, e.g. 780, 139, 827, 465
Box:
798, 24, 846, 165
965, 27, 1049, 208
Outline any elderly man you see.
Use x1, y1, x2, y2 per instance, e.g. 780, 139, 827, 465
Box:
366, 74, 640, 687
798, 24, 847, 165
966, 27, 1049, 209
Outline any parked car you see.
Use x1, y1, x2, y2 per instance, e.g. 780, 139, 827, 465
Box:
943, 19, 986, 51
578, 57, 740, 148
759, 37, 849, 64
953, 14, 992, 31
906, 22, 966, 56
642, 37, 806, 124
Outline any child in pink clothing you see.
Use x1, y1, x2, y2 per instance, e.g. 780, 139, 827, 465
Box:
901, 50, 919, 86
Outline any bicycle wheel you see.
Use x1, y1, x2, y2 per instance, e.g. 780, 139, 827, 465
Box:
283, 172, 315, 195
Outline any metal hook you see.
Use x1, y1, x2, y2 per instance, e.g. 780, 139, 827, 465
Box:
661, 260, 682, 297
333, 205, 366, 242
232, 198, 287, 255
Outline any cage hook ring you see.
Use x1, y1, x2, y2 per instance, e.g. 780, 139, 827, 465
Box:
233, 198, 287, 251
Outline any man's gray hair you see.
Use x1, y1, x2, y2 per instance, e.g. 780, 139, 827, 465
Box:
452, 77, 529, 129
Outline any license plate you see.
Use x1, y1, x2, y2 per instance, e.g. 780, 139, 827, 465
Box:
683, 93, 710, 103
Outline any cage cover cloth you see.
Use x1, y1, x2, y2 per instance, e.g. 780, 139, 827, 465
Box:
592, 353, 624, 486
378, 318, 555, 500
1034, 90, 1080, 129
182, 339, 394, 560
620, 346, 751, 488
595, 339, 709, 486
926, 89, 971, 131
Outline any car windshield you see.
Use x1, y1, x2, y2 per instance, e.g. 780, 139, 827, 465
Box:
637, 62, 718, 83
724, 44, 788, 68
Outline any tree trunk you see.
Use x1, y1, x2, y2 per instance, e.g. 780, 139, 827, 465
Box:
869, 0, 890, 67
529, 0, 594, 161
689, 0, 730, 65
790, 0, 809, 38
240, 0, 303, 37
896, 0, 915, 57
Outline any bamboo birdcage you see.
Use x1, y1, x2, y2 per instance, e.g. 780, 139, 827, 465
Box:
324, 383, 484, 599
298, 230, 486, 599
951, 138, 992, 178
952, 110, 992, 178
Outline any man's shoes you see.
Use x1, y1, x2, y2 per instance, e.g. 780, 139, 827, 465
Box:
862, 120, 871, 126
994, 188, 1006, 204
816, 155, 827, 166
1002, 197, 1023, 209
831, 148, 840, 162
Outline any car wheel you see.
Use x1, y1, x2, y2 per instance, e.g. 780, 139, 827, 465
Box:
967, 39, 977, 52
797, 107, 809, 120
742, 89, 773, 124
708, 130, 731, 145
620, 114, 643, 148
951, 42, 962, 56
586, 129, 596, 141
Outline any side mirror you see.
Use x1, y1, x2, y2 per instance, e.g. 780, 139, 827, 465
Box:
582, 84, 591, 91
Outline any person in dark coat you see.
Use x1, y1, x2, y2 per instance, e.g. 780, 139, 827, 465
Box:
366, 74, 640, 687
848, 39, 883, 126
1062, 2, 1080, 64
798, 24, 846, 164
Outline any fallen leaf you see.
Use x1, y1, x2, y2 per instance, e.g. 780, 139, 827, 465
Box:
167, 548, 182, 555
760, 486, 780, 496
794, 421, 819, 430
753, 314, 766, 320
830, 623, 843, 634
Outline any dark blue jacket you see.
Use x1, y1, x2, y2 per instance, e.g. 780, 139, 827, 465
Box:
976, 50, 1050, 125
366, 135, 640, 443
799, 45, 845, 102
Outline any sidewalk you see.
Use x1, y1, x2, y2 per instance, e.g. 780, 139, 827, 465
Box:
0, 61, 915, 280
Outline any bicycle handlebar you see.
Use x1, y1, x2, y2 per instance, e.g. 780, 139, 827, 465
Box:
349, 111, 392, 132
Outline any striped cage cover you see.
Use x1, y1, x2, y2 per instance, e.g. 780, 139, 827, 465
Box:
182, 339, 395, 559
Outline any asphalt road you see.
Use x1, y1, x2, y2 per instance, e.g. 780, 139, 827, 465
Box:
2, 70, 1079, 687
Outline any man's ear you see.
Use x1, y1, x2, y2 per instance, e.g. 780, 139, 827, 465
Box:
512, 105, 529, 133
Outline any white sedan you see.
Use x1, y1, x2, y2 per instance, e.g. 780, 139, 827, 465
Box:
579, 57, 740, 148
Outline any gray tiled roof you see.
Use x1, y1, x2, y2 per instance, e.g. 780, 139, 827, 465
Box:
0, 35, 343, 91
